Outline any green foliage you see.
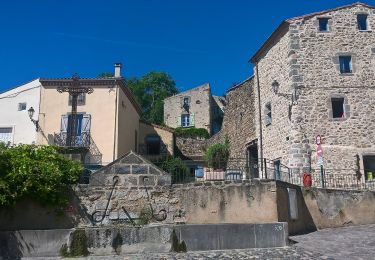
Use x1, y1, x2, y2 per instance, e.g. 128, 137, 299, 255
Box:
112, 232, 123, 255
174, 127, 210, 139
60, 229, 89, 257
0, 144, 83, 209
205, 140, 230, 169
171, 229, 187, 252
127, 72, 178, 124
97, 72, 114, 78
137, 207, 153, 226
158, 156, 189, 183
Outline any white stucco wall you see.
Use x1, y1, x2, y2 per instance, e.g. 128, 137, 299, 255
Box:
0, 79, 41, 145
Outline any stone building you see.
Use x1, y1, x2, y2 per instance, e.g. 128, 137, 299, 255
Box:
248, 2, 375, 184
163, 83, 225, 135
207, 2, 375, 185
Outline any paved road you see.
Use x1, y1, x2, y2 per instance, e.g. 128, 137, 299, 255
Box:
25, 224, 375, 259
290, 224, 375, 260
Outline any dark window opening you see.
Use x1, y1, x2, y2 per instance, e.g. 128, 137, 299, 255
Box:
331, 98, 345, 118
357, 14, 368, 31
363, 155, 375, 181
146, 135, 160, 155
274, 160, 281, 180
265, 103, 272, 125
339, 56, 352, 74
319, 18, 330, 32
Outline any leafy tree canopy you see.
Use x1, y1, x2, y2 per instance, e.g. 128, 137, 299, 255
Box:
0, 144, 83, 209
127, 72, 178, 124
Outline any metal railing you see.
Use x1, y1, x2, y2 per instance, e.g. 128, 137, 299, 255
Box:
54, 131, 91, 148
150, 156, 375, 190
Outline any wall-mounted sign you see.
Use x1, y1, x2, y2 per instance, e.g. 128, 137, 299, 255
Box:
316, 135, 322, 145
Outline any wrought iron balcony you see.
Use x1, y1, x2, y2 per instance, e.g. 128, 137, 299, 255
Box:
54, 132, 91, 148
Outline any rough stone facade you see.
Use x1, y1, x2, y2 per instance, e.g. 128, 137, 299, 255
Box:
208, 77, 257, 161
251, 2, 375, 181
175, 137, 207, 161
164, 83, 225, 135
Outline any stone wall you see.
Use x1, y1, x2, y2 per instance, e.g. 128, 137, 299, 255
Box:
214, 78, 256, 159
76, 179, 279, 226
252, 3, 375, 180
253, 23, 294, 175
291, 4, 375, 177
175, 137, 207, 160
164, 83, 212, 133
277, 181, 375, 234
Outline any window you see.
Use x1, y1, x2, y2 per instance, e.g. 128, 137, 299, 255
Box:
318, 18, 330, 32
331, 98, 345, 118
339, 56, 352, 74
363, 155, 375, 181
274, 160, 281, 180
18, 102, 26, 111
181, 114, 190, 127
145, 135, 160, 155
68, 93, 86, 106
357, 14, 368, 31
0, 127, 13, 144
265, 103, 272, 125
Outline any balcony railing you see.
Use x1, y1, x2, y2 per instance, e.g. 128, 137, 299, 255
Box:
54, 132, 91, 148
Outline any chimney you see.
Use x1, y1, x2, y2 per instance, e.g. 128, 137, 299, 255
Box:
114, 63, 122, 78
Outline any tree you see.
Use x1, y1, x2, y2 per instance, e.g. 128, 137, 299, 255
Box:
0, 144, 83, 209
127, 72, 178, 124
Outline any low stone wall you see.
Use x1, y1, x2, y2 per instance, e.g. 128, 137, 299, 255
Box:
276, 181, 375, 234
175, 137, 207, 160
0, 223, 289, 258
76, 180, 279, 226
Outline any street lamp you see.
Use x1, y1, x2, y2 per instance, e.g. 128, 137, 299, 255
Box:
28, 107, 39, 131
271, 80, 300, 105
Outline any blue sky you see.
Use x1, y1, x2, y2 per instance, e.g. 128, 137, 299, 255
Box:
0, 0, 367, 95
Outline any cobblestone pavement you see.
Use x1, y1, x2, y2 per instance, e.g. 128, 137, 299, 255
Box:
290, 224, 375, 260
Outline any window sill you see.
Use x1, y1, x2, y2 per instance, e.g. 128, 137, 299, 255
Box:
339, 73, 354, 76
330, 117, 348, 122
317, 30, 331, 33
358, 30, 372, 32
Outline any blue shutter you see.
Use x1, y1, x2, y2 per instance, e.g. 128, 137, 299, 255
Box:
82, 114, 91, 133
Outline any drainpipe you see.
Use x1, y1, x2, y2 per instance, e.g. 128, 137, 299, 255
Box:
255, 63, 264, 177
113, 80, 119, 161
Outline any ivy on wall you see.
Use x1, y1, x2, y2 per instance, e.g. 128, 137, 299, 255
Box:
0, 144, 83, 209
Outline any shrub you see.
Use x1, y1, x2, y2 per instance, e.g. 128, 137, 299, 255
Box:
0, 144, 83, 209
158, 156, 189, 183
174, 127, 210, 139
205, 140, 230, 169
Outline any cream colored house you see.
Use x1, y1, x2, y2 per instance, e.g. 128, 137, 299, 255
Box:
37, 64, 142, 166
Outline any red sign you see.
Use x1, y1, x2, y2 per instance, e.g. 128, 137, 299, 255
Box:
317, 144, 323, 157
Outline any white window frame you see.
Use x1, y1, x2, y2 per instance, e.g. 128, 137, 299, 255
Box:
0, 126, 14, 145
181, 114, 190, 127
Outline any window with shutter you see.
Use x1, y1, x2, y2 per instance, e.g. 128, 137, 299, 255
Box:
81, 114, 91, 133
60, 115, 68, 132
